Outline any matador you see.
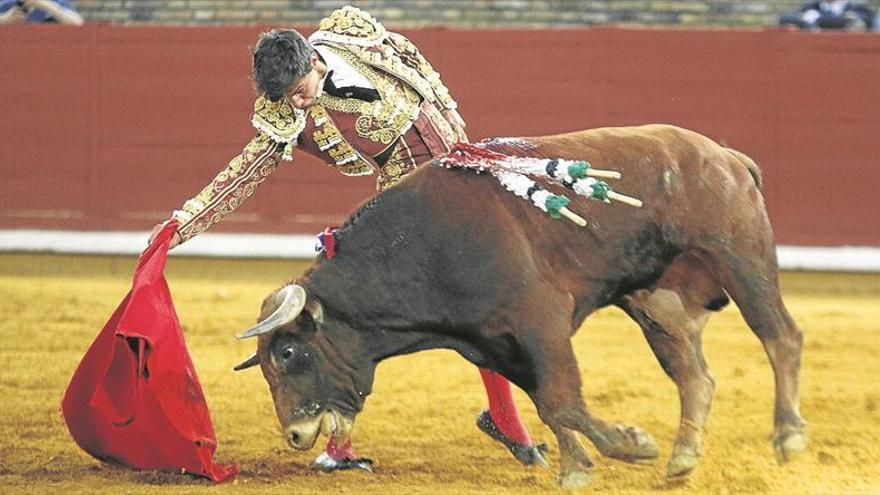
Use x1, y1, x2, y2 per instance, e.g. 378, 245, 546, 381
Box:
149, 6, 546, 472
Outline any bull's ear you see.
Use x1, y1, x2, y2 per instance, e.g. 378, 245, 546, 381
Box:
233, 353, 260, 371
304, 296, 324, 326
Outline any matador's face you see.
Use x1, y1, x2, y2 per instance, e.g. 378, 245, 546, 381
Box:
284, 52, 327, 110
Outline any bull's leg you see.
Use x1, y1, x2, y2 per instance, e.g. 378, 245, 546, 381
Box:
565, 409, 660, 465
523, 333, 659, 488
707, 233, 807, 463
525, 339, 597, 489
536, 323, 660, 465
550, 425, 594, 489
617, 255, 722, 479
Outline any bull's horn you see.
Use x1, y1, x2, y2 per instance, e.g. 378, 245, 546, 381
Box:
236, 285, 306, 339
233, 353, 259, 371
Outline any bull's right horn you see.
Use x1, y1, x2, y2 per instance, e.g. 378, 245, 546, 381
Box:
236, 285, 306, 339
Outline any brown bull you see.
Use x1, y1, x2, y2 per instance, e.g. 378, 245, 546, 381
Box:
235, 124, 807, 488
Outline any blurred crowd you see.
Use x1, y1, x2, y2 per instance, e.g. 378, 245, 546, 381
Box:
0, 0, 880, 32
780, 0, 878, 31
0, 0, 82, 25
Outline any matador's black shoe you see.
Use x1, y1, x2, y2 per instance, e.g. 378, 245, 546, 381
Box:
476, 410, 549, 467
311, 452, 374, 473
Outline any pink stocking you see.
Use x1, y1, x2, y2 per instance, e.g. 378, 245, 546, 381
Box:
478, 368, 532, 445
324, 437, 356, 460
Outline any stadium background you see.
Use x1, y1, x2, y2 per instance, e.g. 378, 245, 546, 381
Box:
74, 0, 867, 27
1, 0, 879, 251
1, 1, 879, 494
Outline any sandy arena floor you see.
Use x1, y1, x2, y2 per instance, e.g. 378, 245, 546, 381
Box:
1, 254, 879, 494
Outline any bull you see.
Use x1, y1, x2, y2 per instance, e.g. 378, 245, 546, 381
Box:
234, 124, 807, 488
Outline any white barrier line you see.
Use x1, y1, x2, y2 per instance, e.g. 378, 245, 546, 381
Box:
1, 230, 880, 272
774, 246, 880, 273
0, 229, 318, 259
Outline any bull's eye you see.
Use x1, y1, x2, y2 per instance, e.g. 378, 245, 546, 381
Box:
281, 347, 294, 360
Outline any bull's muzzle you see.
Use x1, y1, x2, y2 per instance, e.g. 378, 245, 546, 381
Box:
284, 410, 353, 450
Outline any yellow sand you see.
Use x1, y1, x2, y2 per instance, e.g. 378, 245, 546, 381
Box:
1, 254, 878, 494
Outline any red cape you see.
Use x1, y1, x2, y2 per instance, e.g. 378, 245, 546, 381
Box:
61, 222, 237, 482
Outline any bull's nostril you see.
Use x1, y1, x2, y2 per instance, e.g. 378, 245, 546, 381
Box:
290, 432, 301, 445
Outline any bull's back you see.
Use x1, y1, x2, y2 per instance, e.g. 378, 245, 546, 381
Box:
527, 124, 764, 237
397, 124, 765, 307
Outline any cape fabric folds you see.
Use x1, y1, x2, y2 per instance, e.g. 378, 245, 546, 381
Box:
61, 221, 237, 482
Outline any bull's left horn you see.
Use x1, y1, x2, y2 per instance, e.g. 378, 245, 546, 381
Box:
236, 285, 306, 339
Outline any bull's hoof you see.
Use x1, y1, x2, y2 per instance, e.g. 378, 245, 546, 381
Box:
666, 452, 699, 479
774, 430, 808, 464
557, 470, 592, 490
311, 452, 374, 473
594, 424, 659, 465
476, 410, 550, 467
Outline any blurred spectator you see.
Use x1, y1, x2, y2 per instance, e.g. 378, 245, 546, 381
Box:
0, 0, 83, 25
874, 8, 880, 30
779, 0, 873, 31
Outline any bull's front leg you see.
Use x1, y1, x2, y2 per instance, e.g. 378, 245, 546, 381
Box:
573, 404, 660, 465
541, 336, 659, 466
524, 337, 657, 489
526, 346, 596, 490
549, 422, 594, 489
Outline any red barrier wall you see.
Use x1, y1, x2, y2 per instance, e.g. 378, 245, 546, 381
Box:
1, 25, 878, 246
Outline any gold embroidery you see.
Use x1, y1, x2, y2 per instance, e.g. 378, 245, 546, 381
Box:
319, 46, 421, 147
313, 6, 387, 47
420, 101, 458, 148
355, 115, 397, 145
308, 106, 373, 176
328, 146, 358, 165
320, 96, 373, 115
313, 126, 343, 150
376, 140, 417, 191
385, 32, 458, 110
173, 133, 281, 242
252, 96, 306, 144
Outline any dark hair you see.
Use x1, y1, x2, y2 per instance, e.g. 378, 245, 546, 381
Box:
252, 29, 315, 102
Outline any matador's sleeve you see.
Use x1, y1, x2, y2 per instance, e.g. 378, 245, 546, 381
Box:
171, 132, 285, 243
385, 31, 458, 111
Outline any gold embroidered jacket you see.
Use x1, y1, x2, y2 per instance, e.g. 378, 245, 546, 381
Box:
172, 6, 459, 243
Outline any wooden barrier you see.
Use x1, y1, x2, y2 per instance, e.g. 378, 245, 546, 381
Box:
1, 25, 878, 246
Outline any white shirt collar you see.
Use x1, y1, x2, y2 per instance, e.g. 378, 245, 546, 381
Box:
313, 45, 375, 97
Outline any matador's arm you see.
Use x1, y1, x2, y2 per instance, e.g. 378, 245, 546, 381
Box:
171, 133, 285, 243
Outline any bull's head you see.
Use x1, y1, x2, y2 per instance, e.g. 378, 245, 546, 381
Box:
235, 284, 373, 451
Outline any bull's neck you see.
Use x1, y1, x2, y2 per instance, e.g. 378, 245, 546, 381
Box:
305, 244, 451, 345
304, 181, 492, 365
307, 269, 469, 366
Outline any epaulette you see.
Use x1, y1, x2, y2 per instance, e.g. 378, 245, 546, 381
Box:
308, 6, 387, 47
251, 96, 306, 160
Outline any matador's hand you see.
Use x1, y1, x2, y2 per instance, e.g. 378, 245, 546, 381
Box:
442, 108, 469, 143
148, 221, 182, 250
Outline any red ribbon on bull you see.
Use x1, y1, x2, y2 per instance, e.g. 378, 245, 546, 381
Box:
315, 226, 339, 259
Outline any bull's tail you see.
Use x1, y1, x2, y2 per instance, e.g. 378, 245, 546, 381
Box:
724, 147, 763, 192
